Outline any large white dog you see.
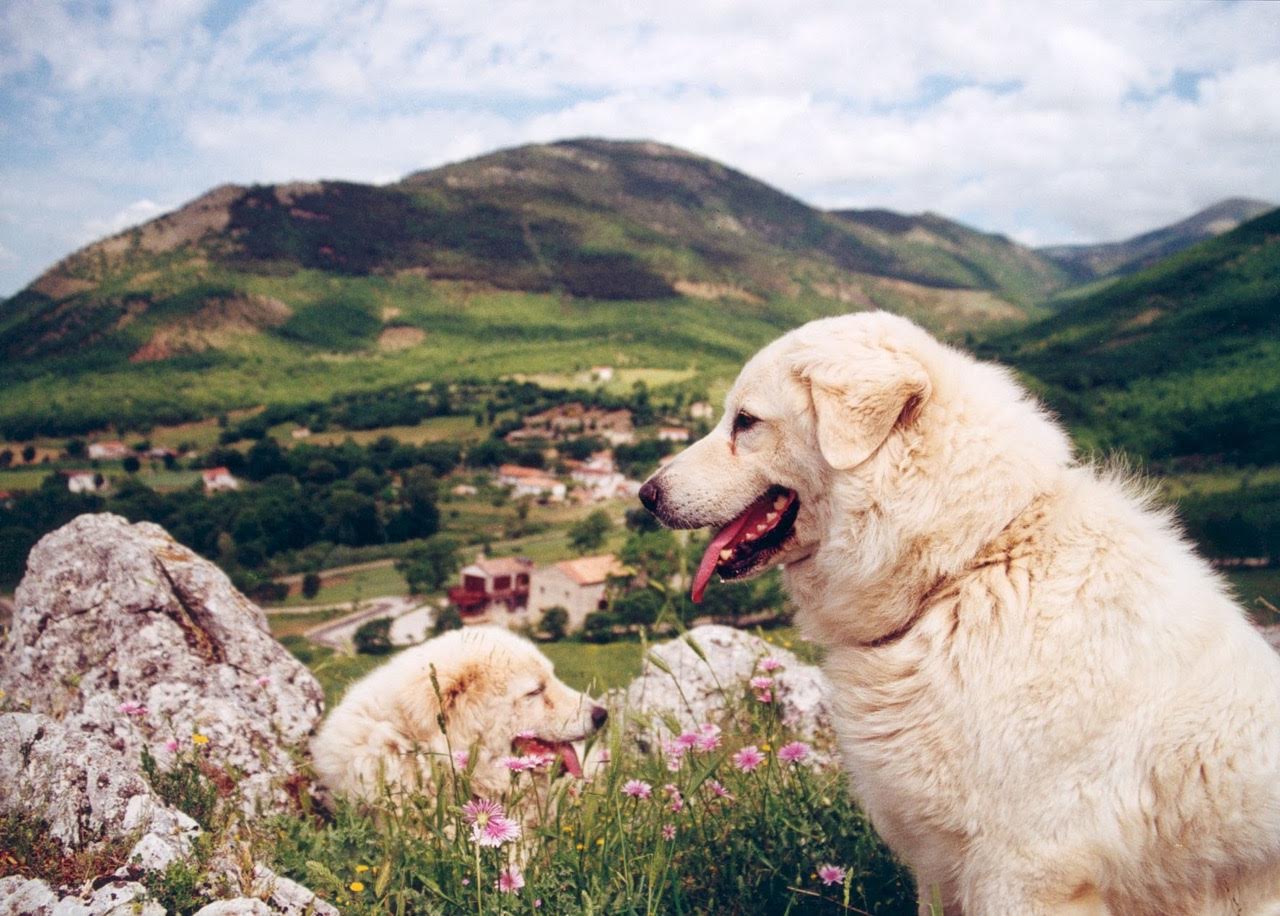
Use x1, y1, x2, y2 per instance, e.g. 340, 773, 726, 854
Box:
312, 627, 607, 803
640, 312, 1280, 915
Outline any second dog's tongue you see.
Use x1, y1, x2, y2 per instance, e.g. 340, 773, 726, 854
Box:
692, 508, 755, 604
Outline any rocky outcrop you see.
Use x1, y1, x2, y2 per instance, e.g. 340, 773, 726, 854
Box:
0, 513, 324, 814
0, 514, 331, 914
624, 624, 831, 743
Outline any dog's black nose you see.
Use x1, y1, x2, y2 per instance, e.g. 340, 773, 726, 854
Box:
591, 705, 608, 730
638, 478, 661, 513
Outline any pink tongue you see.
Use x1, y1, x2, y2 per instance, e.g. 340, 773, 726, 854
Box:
558, 742, 583, 778
692, 509, 756, 604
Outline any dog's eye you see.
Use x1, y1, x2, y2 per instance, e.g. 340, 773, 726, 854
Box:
733, 411, 759, 434
525, 684, 546, 698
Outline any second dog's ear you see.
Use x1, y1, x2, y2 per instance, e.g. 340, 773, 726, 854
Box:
796, 347, 931, 470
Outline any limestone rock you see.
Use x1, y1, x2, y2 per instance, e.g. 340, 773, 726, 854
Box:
0, 513, 324, 813
0, 876, 58, 915
624, 624, 831, 742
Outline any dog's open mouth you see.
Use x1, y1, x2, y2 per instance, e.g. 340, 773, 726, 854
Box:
512, 735, 584, 778
692, 485, 800, 603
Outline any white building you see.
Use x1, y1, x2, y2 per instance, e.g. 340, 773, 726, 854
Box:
689, 401, 714, 420
528, 554, 625, 633
497, 464, 566, 502
88, 440, 131, 461
65, 471, 102, 494
658, 426, 690, 443
202, 467, 240, 493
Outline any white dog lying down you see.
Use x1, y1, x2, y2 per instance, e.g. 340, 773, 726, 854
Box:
311, 627, 607, 803
640, 312, 1280, 915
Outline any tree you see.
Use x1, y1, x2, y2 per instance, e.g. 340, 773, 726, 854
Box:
122, 455, 141, 474
621, 529, 680, 582
569, 510, 612, 554
433, 604, 463, 635
65, 438, 86, 459
21, 445, 36, 464
386, 467, 440, 541
396, 536, 461, 594
301, 571, 322, 599
540, 606, 569, 641
353, 617, 394, 655
612, 588, 662, 627
624, 506, 661, 533
0, 450, 11, 469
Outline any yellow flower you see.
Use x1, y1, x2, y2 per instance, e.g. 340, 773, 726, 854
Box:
575, 843, 584, 851
596, 838, 604, 846
355, 865, 369, 873
192, 733, 209, 745
761, 743, 772, 752
783, 641, 793, 648
349, 881, 365, 893
561, 825, 574, 834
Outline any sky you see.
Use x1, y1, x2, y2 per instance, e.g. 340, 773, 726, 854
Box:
1, 0, 1278, 296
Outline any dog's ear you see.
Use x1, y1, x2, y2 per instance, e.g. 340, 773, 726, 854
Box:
795, 347, 931, 470
399, 662, 485, 738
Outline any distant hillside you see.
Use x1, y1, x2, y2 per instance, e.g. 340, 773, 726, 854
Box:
831, 208, 1069, 308
1039, 198, 1275, 282
0, 138, 1058, 438
986, 207, 1280, 466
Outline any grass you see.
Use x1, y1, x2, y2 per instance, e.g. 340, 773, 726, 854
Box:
268, 564, 409, 609
267, 607, 359, 639
1227, 568, 1280, 623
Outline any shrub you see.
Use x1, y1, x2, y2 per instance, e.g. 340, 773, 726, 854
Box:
301, 571, 322, 599
540, 605, 569, 641
353, 617, 394, 655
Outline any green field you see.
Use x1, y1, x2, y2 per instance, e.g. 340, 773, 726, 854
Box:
269, 563, 410, 608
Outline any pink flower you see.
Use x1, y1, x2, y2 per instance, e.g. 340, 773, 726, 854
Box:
749, 676, 774, 691
694, 723, 722, 752
475, 815, 521, 847
503, 754, 551, 772
675, 731, 699, 750
758, 657, 782, 672
462, 878, 471, 887
778, 741, 811, 764
118, 700, 147, 717
163, 738, 179, 753
462, 799, 502, 825
817, 864, 846, 886
452, 749, 470, 768
255, 675, 271, 687
622, 779, 652, 799
704, 779, 734, 801
663, 784, 684, 813
496, 865, 524, 894
661, 738, 687, 771
534, 899, 542, 908
662, 823, 676, 840
732, 745, 766, 772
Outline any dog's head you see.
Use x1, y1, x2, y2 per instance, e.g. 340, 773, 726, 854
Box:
400, 627, 607, 782
641, 311, 1069, 617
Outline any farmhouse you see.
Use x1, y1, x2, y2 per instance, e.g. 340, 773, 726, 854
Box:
689, 401, 714, 420
64, 471, 102, 494
528, 554, 626, 633
202, 467, 240, 493
658, 426, 690, 443
448, 556, 534, 618
497, 464, 566, 501
508, 404, 635, 445
88, 440, 132, 461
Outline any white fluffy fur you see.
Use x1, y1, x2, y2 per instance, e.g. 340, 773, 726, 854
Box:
647, 312, 1280, 914
311, 626, 601, 802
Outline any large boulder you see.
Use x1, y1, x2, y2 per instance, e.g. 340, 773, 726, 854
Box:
0, 513, 324, 812
624, 624, 832, 743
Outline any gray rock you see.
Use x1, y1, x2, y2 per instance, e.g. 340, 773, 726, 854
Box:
192, 900, 274, 916
624, 624, 832, 743
0, 514, 324, 814
0, 876, 58, 915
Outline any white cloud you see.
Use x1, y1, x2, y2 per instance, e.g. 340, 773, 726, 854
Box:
81, 199, 173, 241
1, 0, 1279, 294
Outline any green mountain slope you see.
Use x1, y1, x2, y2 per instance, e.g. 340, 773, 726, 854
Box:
985, 207, 1280, 466
830, 208, 1070, 308
1038, 198, 1275, 282
0, 138, 1052, 437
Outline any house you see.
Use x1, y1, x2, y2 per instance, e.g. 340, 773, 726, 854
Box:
202, 467, 240, 493
65, 471, 102, 494
497, 464, 566, 501
569, 452, 630, 502
528, 554, 626, 633
290, 427, 312, 440
451, 483, 478, 496
658, 426, 690, 443
508, 404, 635, 444
448, 556, 534, 618
88, 440, 132, 461
146, 446, 178, 460
590, 365, 614, 382
689, 401, 714, 420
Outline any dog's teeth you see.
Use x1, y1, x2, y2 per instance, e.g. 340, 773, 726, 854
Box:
719, 549, 732, 561
755, 522, 768, 532
773, 496, 787, 510
765, 512, 778, 522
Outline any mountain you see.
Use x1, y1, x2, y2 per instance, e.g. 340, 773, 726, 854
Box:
830, 208, 1069, 308
1038, 198, 1275, 282
985, 207, 1280, 466
0, 138, 1061, 438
